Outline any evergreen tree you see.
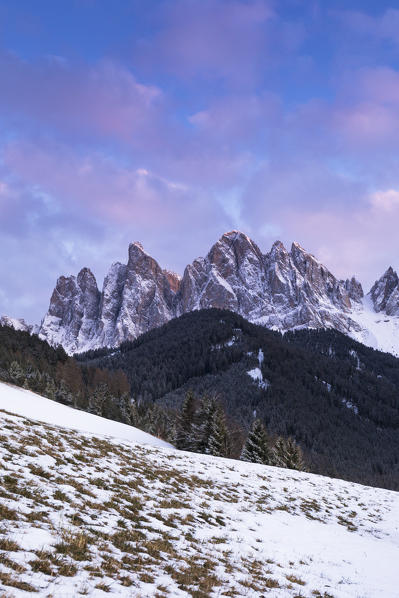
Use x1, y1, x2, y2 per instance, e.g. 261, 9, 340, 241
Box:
207, 405, 229, 457
192, 395, 217, 453
55, 379, 74, 406
118, 393, 133, 425
44, 374, 56, 400
129, 400, 140, 427
175, 391, 196, 450
9, 361, 24, 385
88, 383, 108, 416
273, 436, 306, 471
240, 419, 273, 465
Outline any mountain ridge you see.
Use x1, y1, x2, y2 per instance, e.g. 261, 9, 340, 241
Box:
3, 231, 399, 354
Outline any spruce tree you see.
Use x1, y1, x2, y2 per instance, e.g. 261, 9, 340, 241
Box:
240, 419, 273, 465
9, 361, 24, 385
175, 391, 196, 450
192, 395, 217, 453
44, 374, 56, 400
88, 383, 108, 416
273, 436, 306, 471
207, 406, 229, 457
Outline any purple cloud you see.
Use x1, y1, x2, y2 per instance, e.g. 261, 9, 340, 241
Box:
135, 0, 274, 87
0, 53, 165, 147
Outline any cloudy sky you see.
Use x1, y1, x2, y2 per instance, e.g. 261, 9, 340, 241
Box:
1, 0, 399, 323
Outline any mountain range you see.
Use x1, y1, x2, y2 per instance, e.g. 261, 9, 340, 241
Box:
3, 231, 399, 354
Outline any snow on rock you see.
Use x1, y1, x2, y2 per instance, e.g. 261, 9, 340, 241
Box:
342, 399, 359, 414
0, 382, 398, 597
0, 315, 38, 334
247, 367, 270, 390
349, 349, 362, 370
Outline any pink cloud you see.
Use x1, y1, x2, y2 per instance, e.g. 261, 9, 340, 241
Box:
327, 67, 399, 149
3, 138, 228, 232
333, 102, 399, 146
354, 67, 399, 104
370, 189, 399, 213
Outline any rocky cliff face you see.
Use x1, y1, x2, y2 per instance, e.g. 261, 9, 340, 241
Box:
368, 267, 399, 316
37, 231, 399, 354
109, 242, 177, 347
39, 268, 101, 353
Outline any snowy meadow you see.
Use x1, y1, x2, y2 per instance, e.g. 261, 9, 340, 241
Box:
0, 382, 398, 597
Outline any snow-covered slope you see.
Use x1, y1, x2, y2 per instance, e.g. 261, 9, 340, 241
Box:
33, 230, 399, 355
349, 295, 399, 356
0, 381, 170, 448
0, 382, 398, 597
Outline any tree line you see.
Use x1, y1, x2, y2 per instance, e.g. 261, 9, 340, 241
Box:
174, 391, 305, 470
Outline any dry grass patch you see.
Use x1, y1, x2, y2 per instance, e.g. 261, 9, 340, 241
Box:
0, 570, 37, 592
286, 573, 306, 586
0, 504, 19, 520
55, 529, 92, 562
0, 538, 21, 551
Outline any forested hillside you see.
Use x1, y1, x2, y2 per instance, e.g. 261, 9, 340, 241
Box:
78, 309, 399, 490
0, 325, 131, 424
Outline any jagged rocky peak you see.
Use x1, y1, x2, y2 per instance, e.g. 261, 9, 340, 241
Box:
179, 230, 266, 314
268, 239, 288, 258
127, 242, 178, 292
39, 268, 101, 353
76, 268, 101, 319
343, 277, 364, 303
128, 240, 150, 263
107, 240, 177, 347
369, 267, 399, 315
208, 231, 263, 269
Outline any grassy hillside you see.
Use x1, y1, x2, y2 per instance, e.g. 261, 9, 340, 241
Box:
0, 389, 397, 597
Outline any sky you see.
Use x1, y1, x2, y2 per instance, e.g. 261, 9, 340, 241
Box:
1, 0, 399, 323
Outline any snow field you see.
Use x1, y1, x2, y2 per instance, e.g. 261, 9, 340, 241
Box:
0, 382, 171, 448
0, 383, 398, 597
